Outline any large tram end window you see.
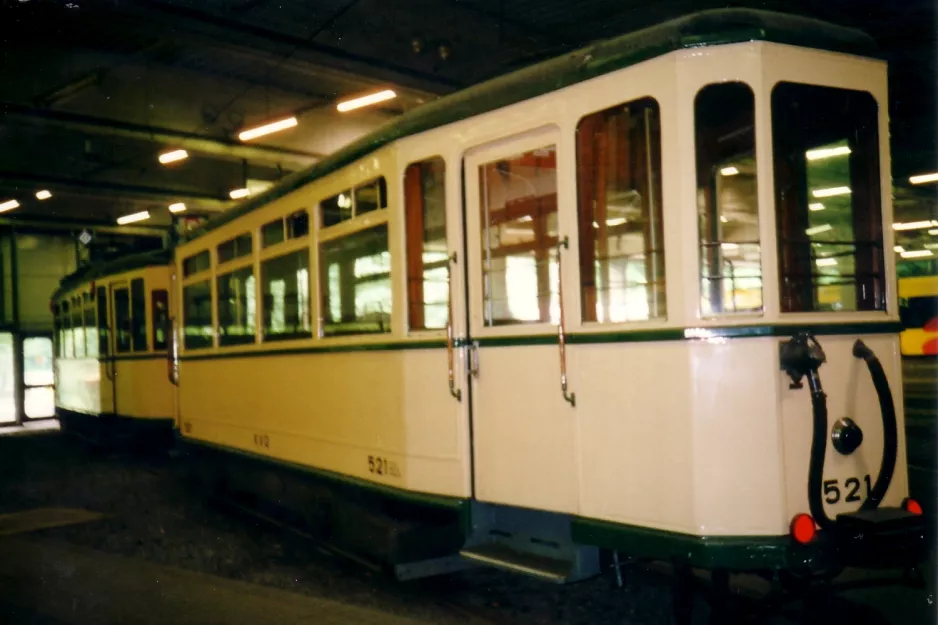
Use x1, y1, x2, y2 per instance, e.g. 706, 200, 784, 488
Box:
695, 82, 763, 316
151, 289, 169, 350
218, 267, 256, 345
261, 250, 311, 341
182, 281, 213, 349
405, 157, 448, 330
320, 225, 391, 336
479, 146, 559, 325
114, 288, 131, 353
772, 83, 884, 313
96, 286, 108, 356
576, 97, 665, 323
131, 278, 147, 352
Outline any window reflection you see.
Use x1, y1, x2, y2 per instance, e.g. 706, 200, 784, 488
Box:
218, 268, 256, 345
262, 250, 311, 340
576, 97, 666, 323
321, 225, 391, 336
695, 82, 763, 315
773, 82, 884, 312
479, 146, 559, 326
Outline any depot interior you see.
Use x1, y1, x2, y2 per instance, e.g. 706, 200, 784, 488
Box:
0, 0, 934, 425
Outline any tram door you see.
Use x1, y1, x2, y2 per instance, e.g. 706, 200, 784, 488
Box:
96, 284, 115, 415
107, 282, 131, 415
463, 126, 580, 515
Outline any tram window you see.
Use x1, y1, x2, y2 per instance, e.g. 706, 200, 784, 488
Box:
262, 219, 285, 248
900, 295, 938, 329
53, 305, 62, 358
772, 83, 884, 313
60, 301, 73, 358
479, 146, 559, 325
218, 267, 256, 346
261, 250, 311, 341
695, 82, 763, 316
320, 225, 391, 336
131, 278, 147, 352
72, 297, 85, 358
287, 210, 309, 239
576, 97, 665, 323
354, 178, 387, 216
113, 289, 131, 353
183, 280, 213, 349
96, 286, 108, 356
405, 158, 448, 330
322, 189, 353, 227
183, 251, 210, 277
151, 289, 169, 350
218, 233, 252, 264
84, 303, 97, 358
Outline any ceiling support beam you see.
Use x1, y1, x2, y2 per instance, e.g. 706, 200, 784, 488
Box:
122, 1, 462, 95
0, 171, 230, 210
0, 102, 321, 168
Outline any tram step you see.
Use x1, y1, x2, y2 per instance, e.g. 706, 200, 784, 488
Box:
459, 543, 581, 582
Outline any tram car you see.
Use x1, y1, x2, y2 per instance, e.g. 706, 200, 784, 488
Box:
50, 7, 926, 618
898, 275, 938, 357
52, 249, 175, 449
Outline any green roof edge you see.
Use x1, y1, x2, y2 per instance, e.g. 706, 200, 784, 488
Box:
183, 8, 877, 242
52, 247, 172, 301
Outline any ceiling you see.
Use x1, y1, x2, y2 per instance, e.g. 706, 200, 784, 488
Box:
0, 0, 935, 237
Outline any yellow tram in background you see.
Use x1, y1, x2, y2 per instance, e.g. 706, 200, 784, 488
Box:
52, 8, 927, 620
52, 250, 175, 447
899, 275, 938, 357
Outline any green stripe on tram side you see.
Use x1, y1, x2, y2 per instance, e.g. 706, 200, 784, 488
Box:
176, 321, 901, 360
179, 437, 472, 533
570, 517, 824, 571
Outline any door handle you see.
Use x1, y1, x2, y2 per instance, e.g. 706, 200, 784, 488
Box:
557, 236, 576, 407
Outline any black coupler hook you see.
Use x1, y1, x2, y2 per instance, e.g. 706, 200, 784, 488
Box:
780, 332, 826, 389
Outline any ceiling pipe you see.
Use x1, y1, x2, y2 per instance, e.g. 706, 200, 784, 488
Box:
0, 102, 322, 168
0, 170, 230, 210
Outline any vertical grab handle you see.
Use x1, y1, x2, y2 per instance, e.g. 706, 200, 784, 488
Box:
557, 236, 576, 407
446, 253, 462, 402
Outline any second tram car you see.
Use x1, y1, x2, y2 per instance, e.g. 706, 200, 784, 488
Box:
53, 250, 175, 448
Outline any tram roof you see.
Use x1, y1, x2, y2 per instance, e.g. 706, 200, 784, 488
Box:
183, 7, 877, 243
52, 248, 172, 301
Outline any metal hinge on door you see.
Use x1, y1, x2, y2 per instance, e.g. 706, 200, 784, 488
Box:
468, 341, 480, 378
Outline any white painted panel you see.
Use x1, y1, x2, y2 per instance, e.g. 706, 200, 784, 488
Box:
574, 341, 694, 534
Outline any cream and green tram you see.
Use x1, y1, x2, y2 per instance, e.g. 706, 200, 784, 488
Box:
170, 8, 925, 604
53, 249, 175, 448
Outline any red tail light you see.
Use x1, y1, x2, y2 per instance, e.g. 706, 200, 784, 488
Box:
790, 513, 817, 544
903, 498, 923, 515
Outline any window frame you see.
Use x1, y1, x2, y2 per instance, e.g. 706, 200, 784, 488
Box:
404, 156, 449, 332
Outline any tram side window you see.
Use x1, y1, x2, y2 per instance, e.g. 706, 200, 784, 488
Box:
287, 210, 309, 239
72, 297, 85, 358
114, 288, 131, 353
321, 225, 391, 336
218, 234, 252, 264
131, 278, 147, 352
183, 280, 213, 349
405, 157, 448, 330
183, 251, 210, 278
772, 83, 884, 313
577, 97, 666, 323
261, 250, 310, 341
695, 82, 762, 316
479, 146, 559, 325
217, 268, 256, 346
262, 219, 285, 248
96, 286, 108, 356
152, 290, 169, 350
84, 300, 97, 358
60, 301, 73, 358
